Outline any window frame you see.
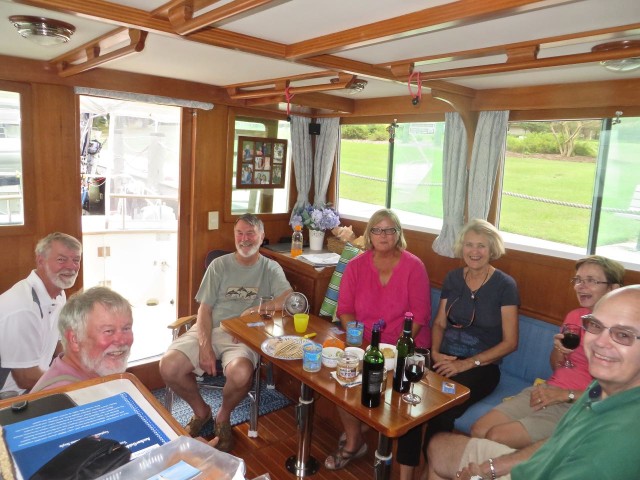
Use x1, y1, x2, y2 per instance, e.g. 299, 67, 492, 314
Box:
0, 80, 35, 236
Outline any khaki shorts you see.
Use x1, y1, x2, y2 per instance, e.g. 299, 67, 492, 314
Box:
168, 326, 259, 375
494, 386, 570, 442
459, 438, 516, 480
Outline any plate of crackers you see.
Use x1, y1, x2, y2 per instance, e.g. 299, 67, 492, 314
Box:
261, 335, 308, 360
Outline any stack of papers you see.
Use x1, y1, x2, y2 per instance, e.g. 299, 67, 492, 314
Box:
298, 253, 340, 266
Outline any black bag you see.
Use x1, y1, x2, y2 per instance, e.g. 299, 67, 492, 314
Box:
29, 436, 131, 480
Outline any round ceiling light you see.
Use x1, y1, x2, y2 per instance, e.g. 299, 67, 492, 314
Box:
9, 15, 75, 46
592, 40, 640, 73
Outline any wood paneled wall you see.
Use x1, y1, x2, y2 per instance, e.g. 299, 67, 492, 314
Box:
1, 56, 639, 372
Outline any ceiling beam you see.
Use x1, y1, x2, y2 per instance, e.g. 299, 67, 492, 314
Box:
284, 0, 577, 60
168, 0, 289, 36
412, 46, 640, 82
49, 28, 148, 78
379, 22, 640, 69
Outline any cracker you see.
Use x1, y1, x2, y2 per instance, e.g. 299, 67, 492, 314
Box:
274, 339, 303, 359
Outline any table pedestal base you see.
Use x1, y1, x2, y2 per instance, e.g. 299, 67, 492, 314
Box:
285, 455, 321, 476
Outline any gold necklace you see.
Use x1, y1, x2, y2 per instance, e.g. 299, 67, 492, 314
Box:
465, 268, 490, 299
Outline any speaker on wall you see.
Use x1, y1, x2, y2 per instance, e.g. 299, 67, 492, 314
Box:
309, 123, 321, 135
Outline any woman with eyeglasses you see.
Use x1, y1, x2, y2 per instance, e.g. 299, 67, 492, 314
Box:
396, 219, 520, 478
470, 255, 624, 449
324, 209, 431, 472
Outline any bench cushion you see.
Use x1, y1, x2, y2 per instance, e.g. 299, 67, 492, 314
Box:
319, 243, 363, 318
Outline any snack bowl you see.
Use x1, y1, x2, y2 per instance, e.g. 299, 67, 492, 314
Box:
379, 343, 397, 371
322, 347, 344, 368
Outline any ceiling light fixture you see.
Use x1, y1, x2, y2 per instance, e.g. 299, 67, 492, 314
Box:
592, 40, 640, 72
9, 15, 75, 46
346, 78, 367, 94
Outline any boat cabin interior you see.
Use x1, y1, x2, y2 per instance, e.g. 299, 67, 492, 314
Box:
1, 1, 640, 473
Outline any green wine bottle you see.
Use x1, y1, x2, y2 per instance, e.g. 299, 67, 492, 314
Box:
393, 312, 415, 393
361, 322, 385, 408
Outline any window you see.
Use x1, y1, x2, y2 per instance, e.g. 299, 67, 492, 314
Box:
231, 117, 291, 215
499, 118, 640, 269
338, 122, 445, 229
0, 90, 23, 225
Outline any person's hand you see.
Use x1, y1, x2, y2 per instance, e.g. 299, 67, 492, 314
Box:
433, 358, 470, 378
431, 350, 456, 365
456, 462, 485, 479
199, 347, 217, 376
553, 333, 573, 355
529, 384, 570, 410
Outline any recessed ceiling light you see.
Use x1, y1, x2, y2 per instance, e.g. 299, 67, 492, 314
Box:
592, 40, 640, 72
8, 15, 75, 46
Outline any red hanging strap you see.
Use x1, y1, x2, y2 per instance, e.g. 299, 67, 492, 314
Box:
407, 71, 422, 103
285, 85, 295, 119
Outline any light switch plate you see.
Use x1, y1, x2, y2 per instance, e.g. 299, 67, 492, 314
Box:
208, 211, 219, 230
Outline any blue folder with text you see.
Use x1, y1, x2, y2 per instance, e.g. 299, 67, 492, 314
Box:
3, 392, 170, 480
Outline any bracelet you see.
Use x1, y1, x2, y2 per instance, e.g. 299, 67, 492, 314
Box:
488, 458, 497, 480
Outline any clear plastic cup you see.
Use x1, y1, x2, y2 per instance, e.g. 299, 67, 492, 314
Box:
303, 342, 322, 372
346, 321, 364, 346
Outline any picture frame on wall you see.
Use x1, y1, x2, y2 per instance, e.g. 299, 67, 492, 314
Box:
236, 136, 287, 189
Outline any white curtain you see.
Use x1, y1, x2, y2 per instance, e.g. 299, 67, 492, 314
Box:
313, 117, 340, 206
468, 111, 510, 220
289, 116, 313, 222
432, 112, 468, 257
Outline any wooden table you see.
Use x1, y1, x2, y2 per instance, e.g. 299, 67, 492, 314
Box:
222, 313, 470, 478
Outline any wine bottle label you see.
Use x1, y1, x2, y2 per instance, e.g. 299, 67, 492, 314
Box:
366, 369, 383, 394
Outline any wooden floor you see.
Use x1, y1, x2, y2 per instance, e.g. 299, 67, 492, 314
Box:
226, 403, 406, 480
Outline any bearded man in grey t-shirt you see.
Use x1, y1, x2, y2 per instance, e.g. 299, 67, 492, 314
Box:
160, 214, 292, 451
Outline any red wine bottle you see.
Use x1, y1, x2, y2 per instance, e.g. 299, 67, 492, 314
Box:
393, 312, 415, 393
361, 323, 385, 408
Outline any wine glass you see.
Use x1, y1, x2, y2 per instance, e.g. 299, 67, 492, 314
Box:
258, 295, 275, 320
559, 324, 581, 368
402, 353, 426, 405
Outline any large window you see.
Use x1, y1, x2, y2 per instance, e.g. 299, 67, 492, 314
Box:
338, 118, 640, 270
500, 118, 640, 268
339, 122, 445, 227
0, 90, 23, 225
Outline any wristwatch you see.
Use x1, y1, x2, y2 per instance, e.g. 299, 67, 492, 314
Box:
473, 358, 481, 367
567, 390, 576, 403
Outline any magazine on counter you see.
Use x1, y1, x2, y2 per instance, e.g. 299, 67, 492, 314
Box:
2, 392, 170, 480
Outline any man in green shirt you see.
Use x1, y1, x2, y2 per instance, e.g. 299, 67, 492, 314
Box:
427, 284, 640, 480
160, 214, 292, 451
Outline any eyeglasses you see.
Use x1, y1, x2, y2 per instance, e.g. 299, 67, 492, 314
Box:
581, 314, 640, 346
446, 296, 476, 329
370, 227, 398, 236
569, 277, 611, 286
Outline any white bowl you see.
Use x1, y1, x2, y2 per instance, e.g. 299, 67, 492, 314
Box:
344, 346, 365, 361
322, 347, 344, 368
379, 343, 397, 371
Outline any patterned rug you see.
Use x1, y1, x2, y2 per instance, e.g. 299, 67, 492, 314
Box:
152, 376, 292, 437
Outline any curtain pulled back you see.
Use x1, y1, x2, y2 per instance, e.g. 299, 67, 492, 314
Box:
289, 116, 313, 224
468, 111, 510, 220
313, 117, 340, 206
432, 112, 468, 258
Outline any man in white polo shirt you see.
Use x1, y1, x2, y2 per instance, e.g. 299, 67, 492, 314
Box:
0, 232, 82, 395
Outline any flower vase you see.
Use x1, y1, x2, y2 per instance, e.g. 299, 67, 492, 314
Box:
308, 229, 325, 251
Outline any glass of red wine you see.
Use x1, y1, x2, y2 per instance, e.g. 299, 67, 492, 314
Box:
559, 324, 581, 368
402, 353, 426, 405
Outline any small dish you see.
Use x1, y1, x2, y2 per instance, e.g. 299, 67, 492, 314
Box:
322, 346, 344, 368
378, 343, 397, 371
344, 346, 365, 361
